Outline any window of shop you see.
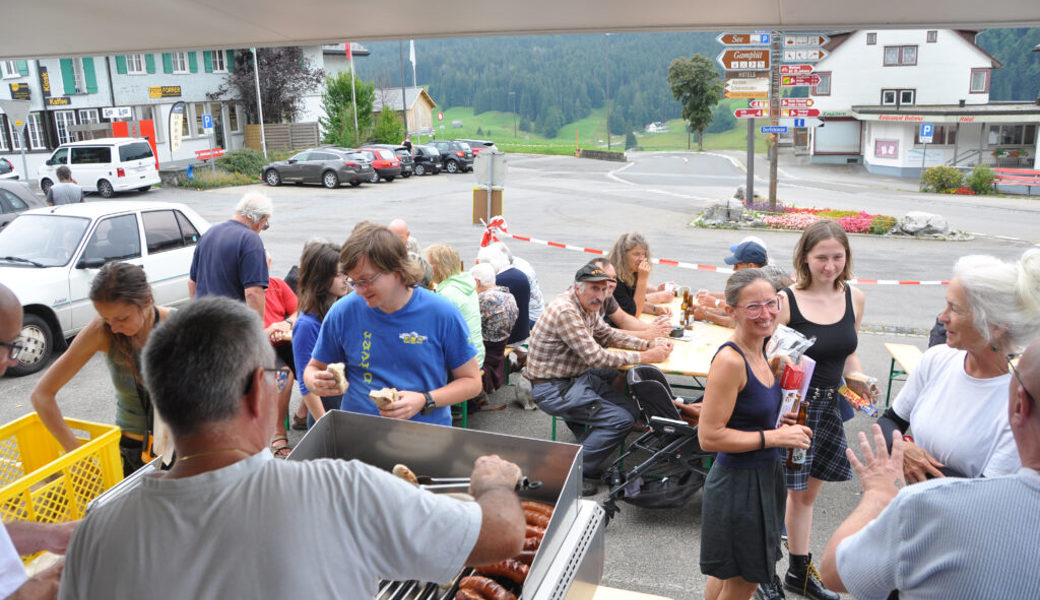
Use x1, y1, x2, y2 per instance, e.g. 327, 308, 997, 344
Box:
989, 124, 1038, 147
193, 102, 207, 136
915, 124, 956, 145
883, 45, 917, 66
79, 108, 100, 124
55, 110, 77, 144
0, 118, 9, 151
228, 105, 240, 132
10, 113, 44, 150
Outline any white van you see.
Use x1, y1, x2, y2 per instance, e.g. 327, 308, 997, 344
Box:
37, 137, 161, 198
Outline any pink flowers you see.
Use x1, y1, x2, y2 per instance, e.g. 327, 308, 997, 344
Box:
756, 206, 896, 234
762, 212, 821, 229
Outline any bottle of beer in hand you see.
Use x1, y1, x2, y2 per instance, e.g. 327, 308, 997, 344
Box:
786, 399, 810, 469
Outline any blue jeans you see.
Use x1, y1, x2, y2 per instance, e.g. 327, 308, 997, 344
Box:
532, 368, 639, 474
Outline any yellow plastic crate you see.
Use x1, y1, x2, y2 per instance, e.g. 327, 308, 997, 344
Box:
0, 413, 123, 525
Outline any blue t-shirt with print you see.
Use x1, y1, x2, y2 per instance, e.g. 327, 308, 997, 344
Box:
311, 287, 476, 426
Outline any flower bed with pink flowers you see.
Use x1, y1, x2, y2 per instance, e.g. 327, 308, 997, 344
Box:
745, 200, 898, 235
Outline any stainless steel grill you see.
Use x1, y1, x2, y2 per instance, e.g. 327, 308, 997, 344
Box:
291, 411, 606, 600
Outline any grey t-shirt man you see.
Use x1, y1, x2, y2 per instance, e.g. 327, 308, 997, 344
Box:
45, 182, 83, 205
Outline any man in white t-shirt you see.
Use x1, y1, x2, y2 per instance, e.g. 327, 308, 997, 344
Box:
59, 296, 525, 600
0, 284, 78, 599
820, 337, 1040, 600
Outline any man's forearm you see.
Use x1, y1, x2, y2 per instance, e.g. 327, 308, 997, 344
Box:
244, 287, 265, 319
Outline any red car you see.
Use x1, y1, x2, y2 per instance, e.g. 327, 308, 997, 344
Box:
358, 147, 403, 183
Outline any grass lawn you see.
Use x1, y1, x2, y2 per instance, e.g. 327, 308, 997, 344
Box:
429, 101, 772, 156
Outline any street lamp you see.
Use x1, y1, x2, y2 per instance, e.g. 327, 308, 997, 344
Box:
509, 91, 517, 138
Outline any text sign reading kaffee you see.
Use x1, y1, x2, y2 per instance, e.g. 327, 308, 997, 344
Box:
717, 48, 771, 71
717, 32, 771, 46
781, 74, 822, 87
779, 64, 814, 75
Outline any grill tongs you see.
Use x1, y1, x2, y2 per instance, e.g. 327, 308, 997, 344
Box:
418, 475, 542, 492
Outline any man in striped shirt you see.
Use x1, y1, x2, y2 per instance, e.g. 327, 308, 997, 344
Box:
821, 337, 1040, 600
525, 264, 672, 496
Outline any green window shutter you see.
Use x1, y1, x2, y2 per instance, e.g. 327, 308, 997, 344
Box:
226, 50, 234, 73
188, 52, 198, 73
60, 58, 76, 95
83, 58, 98, 93
203, 51, 213, 73
145, 54, 156, 74
16, 60, 29, 76
162, 53, 173, 74
115, 55, 128, 74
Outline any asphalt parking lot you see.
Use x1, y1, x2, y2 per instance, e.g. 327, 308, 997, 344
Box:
2, 149, 1038, 598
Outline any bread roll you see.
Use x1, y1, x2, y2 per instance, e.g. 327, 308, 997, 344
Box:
369, 387, 398, 408
392, 463, 419, 485
327, 363, 348, 394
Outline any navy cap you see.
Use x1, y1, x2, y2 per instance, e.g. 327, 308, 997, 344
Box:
575, 264, 613, 282
724, 241, 767, 265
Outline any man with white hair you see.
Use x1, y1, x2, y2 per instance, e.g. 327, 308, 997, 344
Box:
188, 192, 272, 319
488, 242, 544, 329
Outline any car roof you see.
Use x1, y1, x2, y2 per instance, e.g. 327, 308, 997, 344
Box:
22, 200, 199, 218
0, 180, 45, 206
458, 139, 494, 145
54, 137, 151, 148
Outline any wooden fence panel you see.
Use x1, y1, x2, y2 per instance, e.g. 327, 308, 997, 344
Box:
244, 122, 319, 152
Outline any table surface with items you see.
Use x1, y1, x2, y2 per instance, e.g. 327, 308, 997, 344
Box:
625, 294, 734, 379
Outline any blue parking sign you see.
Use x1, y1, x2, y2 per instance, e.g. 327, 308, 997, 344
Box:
202, 113, 213, 129
919, 123, 934, 143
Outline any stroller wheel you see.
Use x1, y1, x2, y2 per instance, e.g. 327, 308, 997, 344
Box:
600, 498, 620, 524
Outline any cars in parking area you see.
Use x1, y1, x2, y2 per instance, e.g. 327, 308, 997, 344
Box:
369, 144, 414, 178
428, 140, 474, 174
0, 180, 44, 230
0, 201, 210, 376
456, 139, 499, 155
37, 137, 159, 198
262, 147, 374, 188
0, 158, 19, 181
358, 147, 403, 183
411, 145, 443, 176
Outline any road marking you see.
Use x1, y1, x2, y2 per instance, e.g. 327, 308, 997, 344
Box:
606, 161, 636, 185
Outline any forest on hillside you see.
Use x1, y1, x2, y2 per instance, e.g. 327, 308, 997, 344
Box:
353, 29, 1040, 138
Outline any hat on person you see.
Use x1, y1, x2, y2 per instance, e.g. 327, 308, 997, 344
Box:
574, 264, 613, 282
725, 241, 767, 265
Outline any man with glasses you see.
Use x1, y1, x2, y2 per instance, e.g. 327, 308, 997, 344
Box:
0, 283, 78, 598
303, 222, 480, 426
526, 264, 674, 496
188, 191, 272, 319
59, 296, 526, 599
820, 338, 1040, 600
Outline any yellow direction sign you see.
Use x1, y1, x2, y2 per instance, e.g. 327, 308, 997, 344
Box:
725, 90, 769, 99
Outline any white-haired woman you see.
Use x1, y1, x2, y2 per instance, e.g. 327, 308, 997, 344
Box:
879, 248, 1040, 481
471, 262, 518, 395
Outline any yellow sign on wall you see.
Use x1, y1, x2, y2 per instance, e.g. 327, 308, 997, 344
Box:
148, 86, 182, 98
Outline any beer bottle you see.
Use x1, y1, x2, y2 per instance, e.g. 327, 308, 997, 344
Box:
786, 399, 810, 469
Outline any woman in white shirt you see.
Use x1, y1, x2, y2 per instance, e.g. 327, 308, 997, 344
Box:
879, 249, 1040, 481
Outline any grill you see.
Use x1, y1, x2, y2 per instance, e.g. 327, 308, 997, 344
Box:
290, 411, 606, 600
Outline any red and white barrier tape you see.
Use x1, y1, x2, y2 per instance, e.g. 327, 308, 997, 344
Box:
480, 219, 948, 285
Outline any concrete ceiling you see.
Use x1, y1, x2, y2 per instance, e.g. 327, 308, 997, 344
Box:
4, 0, 1040, 59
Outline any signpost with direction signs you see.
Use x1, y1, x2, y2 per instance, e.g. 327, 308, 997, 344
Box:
749, 98, 815, 108
717, 32, 771, 46
734, 108, 821, 118
202, 113, 216, 176
783, 33, 830, 47
724, 77, 769, 99
779, 64, 814, 74
782, 48, 828, 62
781, 74, 821, 86
717, 48, 771, 71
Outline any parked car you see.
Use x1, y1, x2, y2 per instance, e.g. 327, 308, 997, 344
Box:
428, 140, 474, 174
0, 201, 210, 376
262, 147, 373, 188
0, 157, 19, 181
369, 144, 414, 178
0, 180, 45, 230
456, 139, 499, 155
358, 147, 403, 183
411, 145, 443, 176
37, 137, 159, 198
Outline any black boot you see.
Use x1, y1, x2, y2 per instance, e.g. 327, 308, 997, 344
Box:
755, 574, 786, 599
784, 553, 839, 600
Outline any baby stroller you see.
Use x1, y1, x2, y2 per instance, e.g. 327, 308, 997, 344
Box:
600, 365, 715, 522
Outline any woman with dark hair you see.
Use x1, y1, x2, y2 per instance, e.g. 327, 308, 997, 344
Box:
699, 268, 811, 600
291, 241, 351, 428
770, 219, 872, 600
31, 262, 173, 476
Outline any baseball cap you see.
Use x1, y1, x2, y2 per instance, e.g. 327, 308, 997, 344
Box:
724, 241, 767, 265
574, 264, 613, 282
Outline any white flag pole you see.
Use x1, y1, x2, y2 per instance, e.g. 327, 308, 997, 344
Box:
409, 39, 417, 89
251, 48, 267, 158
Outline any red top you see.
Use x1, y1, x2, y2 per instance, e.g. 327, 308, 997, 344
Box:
264, 276, 298, 327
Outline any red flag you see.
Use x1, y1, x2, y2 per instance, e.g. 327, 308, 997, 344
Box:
345, 42, 352, 61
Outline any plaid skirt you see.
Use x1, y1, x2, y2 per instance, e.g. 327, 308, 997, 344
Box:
784, 386, 853, 490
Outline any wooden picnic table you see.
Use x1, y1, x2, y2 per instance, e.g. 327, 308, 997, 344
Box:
619, 296, 734, 380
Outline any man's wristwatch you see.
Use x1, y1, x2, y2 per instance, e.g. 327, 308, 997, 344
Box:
421, 391, 436, 415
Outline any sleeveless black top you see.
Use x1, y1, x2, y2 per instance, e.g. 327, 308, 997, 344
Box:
783, 285, 858, 389
712, 342, 782, 468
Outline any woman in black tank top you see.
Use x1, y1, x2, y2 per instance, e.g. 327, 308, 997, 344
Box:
767, 220, 873, 600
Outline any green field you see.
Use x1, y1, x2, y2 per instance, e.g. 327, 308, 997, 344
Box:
422, 100, 769, 155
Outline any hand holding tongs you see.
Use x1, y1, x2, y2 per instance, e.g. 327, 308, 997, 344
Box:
418, 475, 542, 492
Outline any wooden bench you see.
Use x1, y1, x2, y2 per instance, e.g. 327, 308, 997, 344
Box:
993, 168, 1040, 195
194, 147, 225, 162
883, 342, 924, 407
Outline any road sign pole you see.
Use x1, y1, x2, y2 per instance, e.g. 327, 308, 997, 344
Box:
747, 118, 755, 203
768, 30, 781, 210
19, 128, 28, 185
210, 131, 217, 178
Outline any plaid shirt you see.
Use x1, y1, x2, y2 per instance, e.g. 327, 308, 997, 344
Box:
526, 287, 646, 380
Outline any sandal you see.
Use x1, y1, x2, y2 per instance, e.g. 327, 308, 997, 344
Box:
270, 436, 292, 459
291, 414, 308, 431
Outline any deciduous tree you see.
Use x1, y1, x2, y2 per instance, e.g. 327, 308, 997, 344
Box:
319, 72, 375, 147
667, 54, 723, 151
209, 47, 324, 124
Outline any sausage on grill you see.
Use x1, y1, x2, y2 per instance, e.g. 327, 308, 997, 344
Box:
476, 558, 530, 585
516, 550, 537, 565
523, 510, 550, 529
523, 536, 541, 551
458, 575, 517, 600
525, 523, 545, 539
455, 589, 485, 600
520, 501, 554, 517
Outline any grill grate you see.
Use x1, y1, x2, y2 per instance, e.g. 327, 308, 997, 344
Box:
377, 568, 473, 600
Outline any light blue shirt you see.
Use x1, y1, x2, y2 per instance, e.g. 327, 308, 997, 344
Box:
836, 467, 1040, 600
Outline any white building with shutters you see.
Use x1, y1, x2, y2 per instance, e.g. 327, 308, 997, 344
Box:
0, 48, 324, 174
808, 29, 1040, 176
